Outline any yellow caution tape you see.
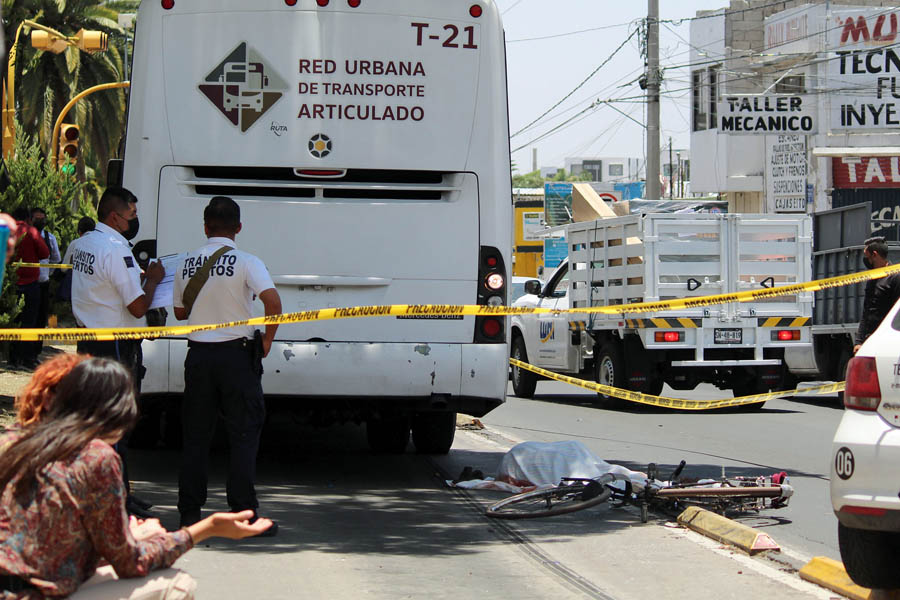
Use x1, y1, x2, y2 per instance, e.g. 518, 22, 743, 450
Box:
10, 262, 72, 269
0, 261, 896, 342
509, 358, 845, 410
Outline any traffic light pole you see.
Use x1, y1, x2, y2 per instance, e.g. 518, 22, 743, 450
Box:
51, 81, 130, 168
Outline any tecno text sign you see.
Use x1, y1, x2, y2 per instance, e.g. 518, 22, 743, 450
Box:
718, 95, 816, 134
828, 9, 900, 131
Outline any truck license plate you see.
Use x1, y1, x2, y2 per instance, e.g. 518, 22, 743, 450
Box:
714, 328, 742, 344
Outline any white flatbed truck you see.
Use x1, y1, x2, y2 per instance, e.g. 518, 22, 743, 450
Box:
510, 212, 813, 407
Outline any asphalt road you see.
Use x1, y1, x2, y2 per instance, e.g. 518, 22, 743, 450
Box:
123, 381, 843, 599
482, 380, 846, 563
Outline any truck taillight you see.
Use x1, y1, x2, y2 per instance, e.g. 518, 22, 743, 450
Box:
772, 330, 800, 341
348, 0, 361, 6
475, 246, 506, 343
285, 0, 297, 5
654, 331, 682, 343
844, 356, 881, 411
470, 5, 483, 17
161, 0, 174, 9
317, 0, 329, 6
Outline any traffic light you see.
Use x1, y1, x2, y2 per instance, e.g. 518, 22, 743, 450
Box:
31, 29, 108, 54
74, 29, 108, 53
30, 31, 69, 54
58, 124, 80, 170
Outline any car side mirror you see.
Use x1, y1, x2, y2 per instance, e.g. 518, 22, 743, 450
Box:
524, 280, 542, 296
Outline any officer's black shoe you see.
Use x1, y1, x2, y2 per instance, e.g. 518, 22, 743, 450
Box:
179, 510, 201, 529
128, 494, 154, 511
126, 497, 156, 519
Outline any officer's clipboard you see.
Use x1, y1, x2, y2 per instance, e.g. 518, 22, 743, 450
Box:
149, 253, 185, 310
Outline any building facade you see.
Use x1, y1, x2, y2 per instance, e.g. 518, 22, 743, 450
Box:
690, 0, 900, 217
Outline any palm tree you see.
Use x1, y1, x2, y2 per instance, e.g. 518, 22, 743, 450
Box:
3, 0, 127, 183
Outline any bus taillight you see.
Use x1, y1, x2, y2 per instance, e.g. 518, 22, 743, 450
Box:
475, 246, 507, 343
470, 5, 483, 18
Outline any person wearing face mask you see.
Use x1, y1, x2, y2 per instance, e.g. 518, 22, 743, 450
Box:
70, 187, 164, 518
30, 207, 62, 359
854, 236, 900, 354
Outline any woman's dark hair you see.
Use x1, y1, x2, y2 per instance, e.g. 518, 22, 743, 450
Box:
0, 358, 138, 497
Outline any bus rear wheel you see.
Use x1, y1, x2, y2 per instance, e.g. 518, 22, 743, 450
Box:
367, 415, 410, 454
412, 412, 456, 454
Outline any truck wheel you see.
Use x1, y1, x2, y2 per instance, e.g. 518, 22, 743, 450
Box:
838, 523, 900, 589
412, 412, 456, 454
367, 416, 410, 454
595, 342, 627, 409
511, 336, 538, 399
731, 381, 767, 411
643, 376, 664, 398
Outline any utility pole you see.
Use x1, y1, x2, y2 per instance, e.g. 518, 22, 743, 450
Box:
645, 0, 661, 200
668, 137, 673, 199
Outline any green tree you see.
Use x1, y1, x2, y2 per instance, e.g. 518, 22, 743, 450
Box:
512, 169, 545, 189
0, 130, 90, 334
3, 0, 127, 184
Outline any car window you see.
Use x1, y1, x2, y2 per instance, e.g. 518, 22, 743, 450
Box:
510, 282, 527, 303
546, 267, 569, 298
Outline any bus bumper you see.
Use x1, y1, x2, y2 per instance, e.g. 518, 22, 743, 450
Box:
142, 339, 508, 417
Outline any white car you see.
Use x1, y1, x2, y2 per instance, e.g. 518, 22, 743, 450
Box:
830, 297, 900, 590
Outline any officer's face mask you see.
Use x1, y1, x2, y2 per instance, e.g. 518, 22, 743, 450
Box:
32, 219, 45, 231
863, 255, 874, 269
116, 212, 140, 240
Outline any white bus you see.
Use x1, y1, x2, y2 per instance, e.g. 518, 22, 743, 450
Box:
118, 0, 512, 454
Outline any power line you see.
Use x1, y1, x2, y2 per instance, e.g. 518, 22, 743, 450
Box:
506, 21, 634, 44
510, 27, 640, 139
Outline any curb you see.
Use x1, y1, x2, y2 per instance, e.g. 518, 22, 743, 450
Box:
799, 556, 872, 600
677, 506, 780, 555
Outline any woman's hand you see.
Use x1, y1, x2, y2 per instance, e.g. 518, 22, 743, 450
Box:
129, 515, 167, 541
186, 510, 273, 543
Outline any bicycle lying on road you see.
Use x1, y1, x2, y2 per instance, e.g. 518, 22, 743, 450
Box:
484, 461, 793, 522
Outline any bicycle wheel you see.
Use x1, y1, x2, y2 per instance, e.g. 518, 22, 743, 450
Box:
485, 475, 614, 519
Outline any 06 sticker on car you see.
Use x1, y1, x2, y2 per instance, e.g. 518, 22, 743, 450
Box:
835, 447, 855, 480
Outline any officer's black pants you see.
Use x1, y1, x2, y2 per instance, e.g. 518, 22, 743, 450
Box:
178, 343, 265, 515
76, 339, 144, 492
10, 282, 41, 365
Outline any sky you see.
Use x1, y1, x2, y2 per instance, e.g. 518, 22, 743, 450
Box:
497, 0, 730, 173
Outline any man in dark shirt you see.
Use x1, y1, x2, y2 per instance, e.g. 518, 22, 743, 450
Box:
9, 207, 50, 369
855, 236, 900, 353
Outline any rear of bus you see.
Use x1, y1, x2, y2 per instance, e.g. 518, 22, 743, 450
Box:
122, 0, 512, 452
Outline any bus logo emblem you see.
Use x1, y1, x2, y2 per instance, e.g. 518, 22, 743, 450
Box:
309, 134, 332, 158
199, 42, 287, 133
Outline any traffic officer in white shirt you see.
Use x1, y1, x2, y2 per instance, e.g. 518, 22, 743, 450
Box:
173, 196, 281, 536
70, 187, 164, 518
30, 207, 61, 357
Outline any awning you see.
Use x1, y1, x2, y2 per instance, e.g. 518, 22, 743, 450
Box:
812, 147, 900, 158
